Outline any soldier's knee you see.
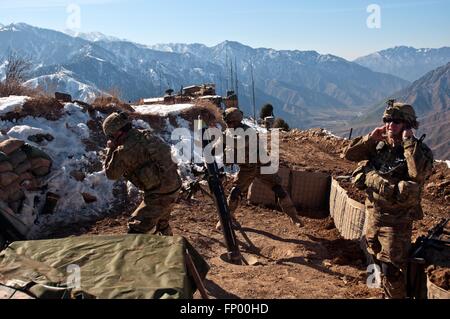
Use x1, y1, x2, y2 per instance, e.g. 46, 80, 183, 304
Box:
230, 186, 242, 201
272, 185, 287, 199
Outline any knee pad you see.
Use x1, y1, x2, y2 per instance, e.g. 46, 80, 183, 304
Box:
230, 186, 242, 201
272, 185, 287, 199
381, 262, 402, 280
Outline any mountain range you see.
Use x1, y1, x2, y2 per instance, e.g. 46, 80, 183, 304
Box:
0, 22, 449, 158
1, 22, 410, 127
354, 46, 450, 82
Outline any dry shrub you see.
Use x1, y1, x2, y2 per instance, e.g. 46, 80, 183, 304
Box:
0, 80, 44, 98
0, 95, 64, 121
178, 100, 225, 130
22, 96, 64, 120
92, 96, 134, 114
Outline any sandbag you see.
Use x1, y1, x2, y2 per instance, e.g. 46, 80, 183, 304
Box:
8, 150, 27, 168
18, 173, 39, 190
30, 158, 52, 169
6, 182, 24, 203
0, 139, 24, 156
9, 201, 22, 214
32, 167, 51, 177
0, 189, 7, 201
0, 172, 19, 187
0, 151, 9, 162
0, 161, 13, 173
17, 172, 33, 184
14, 160, 32, 175
30, 158, 52, 177
21, 144, 52, 161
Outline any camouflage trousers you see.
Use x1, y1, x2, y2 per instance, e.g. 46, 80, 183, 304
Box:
228, 165, 298, 219
128, 191, 178, 235
365, 200, 413, 299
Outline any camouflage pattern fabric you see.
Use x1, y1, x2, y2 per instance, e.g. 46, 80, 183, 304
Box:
104, 128, 182, 234
221, 124, 298, 221
344, 133, 433, 298
128, 192, 178, 235
365, 200, 412, 299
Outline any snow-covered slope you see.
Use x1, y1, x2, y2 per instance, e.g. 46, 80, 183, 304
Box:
0, 95, 215, 238
24, 71, 105, 102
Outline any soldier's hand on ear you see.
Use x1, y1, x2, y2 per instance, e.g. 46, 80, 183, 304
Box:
402, 129, 413, 140
370, 126, 386, 142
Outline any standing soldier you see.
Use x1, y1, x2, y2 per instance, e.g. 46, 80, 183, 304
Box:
216, 107, 303, 230
344, 101, 433, 299
102, 112, 182, 235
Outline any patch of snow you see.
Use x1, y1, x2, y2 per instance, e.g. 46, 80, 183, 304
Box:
0, 60, 7, 81
0, 102, 116, 237
242, 118, 268, 134
323, 129, 344, 140
24, 72, 103, 103
132, 103, 194, 116
0, 96, 30, 115
435, 160, 450, 168
132, 119, 152, 130
142, 97, 165, 104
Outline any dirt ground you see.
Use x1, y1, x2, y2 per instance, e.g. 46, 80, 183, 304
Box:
50, 129, 449, 299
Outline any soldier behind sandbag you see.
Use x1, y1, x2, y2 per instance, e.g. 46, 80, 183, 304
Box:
344, 101, 434, 299
215, 107, 303, 231
102, 112, 182, 235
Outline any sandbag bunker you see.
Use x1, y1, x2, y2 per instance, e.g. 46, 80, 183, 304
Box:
0, 138, 54, 236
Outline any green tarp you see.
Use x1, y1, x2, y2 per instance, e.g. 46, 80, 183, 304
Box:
0, 234, 209, 299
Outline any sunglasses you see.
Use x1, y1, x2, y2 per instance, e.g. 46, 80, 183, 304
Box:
383, 118, 403, 125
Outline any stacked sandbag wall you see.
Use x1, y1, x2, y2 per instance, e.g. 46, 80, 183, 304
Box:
0, 139, 53, 236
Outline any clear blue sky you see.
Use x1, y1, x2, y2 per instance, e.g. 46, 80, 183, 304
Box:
1, 0, 449, 60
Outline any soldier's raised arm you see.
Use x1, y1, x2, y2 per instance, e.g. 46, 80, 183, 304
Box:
403, 135, 434, 183
104, 147, 126, 180
344, 131, 379, 162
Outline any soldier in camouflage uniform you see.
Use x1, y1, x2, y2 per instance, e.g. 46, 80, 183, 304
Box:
344, 102, 434, 299
216, 107, 303, 230
102, 112, 182, 235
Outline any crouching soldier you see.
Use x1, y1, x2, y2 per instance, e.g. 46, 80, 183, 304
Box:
216, 107, 303, 230
102, 112, 182, 235
344, 101, 433, 299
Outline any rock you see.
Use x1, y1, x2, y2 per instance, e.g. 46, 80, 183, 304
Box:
27, 134, 54, 144
70, 170, 86, 182
55, 92, 72, 103
82, 192, 97, 204
41, 192, 60, 215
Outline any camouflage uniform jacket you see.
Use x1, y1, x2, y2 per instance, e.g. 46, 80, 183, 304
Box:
344, 134, 433, 218
219, 123, 265, 170
104, 128, 181, 194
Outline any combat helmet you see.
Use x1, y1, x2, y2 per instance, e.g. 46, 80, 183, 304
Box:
383, 100, 419, 129
102, 112, 131, 138
223, 107, 244, 124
